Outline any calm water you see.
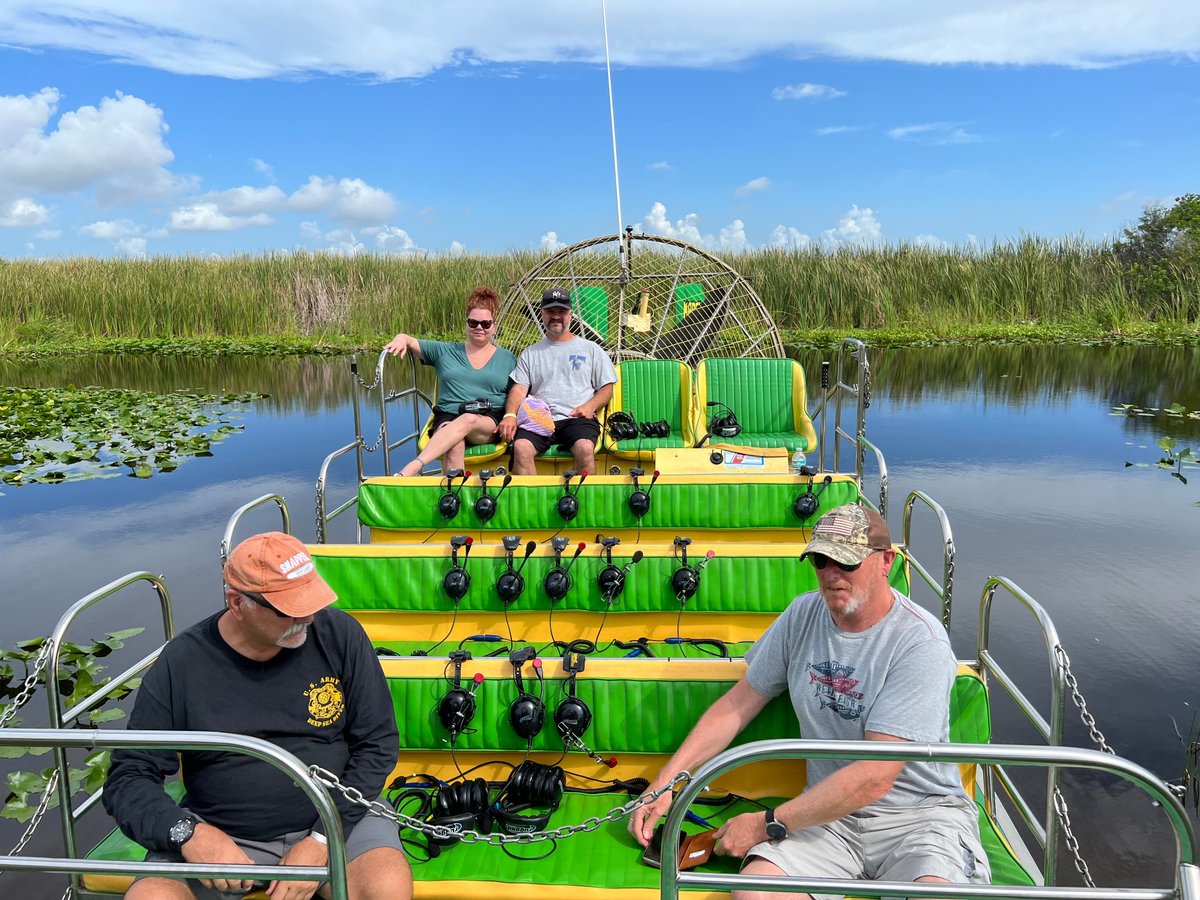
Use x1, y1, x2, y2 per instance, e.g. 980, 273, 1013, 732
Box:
2, 344, 1198, 888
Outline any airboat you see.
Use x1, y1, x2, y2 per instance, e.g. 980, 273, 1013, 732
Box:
2, 231, 1195, 900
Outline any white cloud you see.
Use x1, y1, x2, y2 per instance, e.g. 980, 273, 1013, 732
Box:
887, 122, 983, 144
734, 176, 771, 198
0, 197, 49, 227
369, 225, 419, 253
0, 87, 182, 204
447, 240, 467, 256
647, 161, 671, 171
208, 185, 287, 216
288, 176, 399, 226
769, 225, 813, 249
913, 233, 950, 249
643, 202, 707, 246
718, 219, 749, 252
772, 83, 847, 101
36, 228, 60, 239
540, 230, 565, 252
116, 236, 147, 257
252, 158, 276, 182
815, 125, 860, 136
80, 218, 140, 238
822, 204, 883, 247
3, 3, 1186, 76
167, 202, 272, 232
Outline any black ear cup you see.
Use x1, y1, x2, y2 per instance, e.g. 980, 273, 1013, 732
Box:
474, 493, 497, 522
497, 570, 525, 604
443, 567, 470, 601
794, 492, 819, 520
557, 493, 579, 521
554, 695, 592, 738
430, 778, 491, 846
672, 565, 700, 602
491, 762, 564, 835
543, 567, 571, 602
438, 492, 461, 519
437, 688, 476, 736
638, 419, 670, 438
509, 693, 546, 740
596, 564, 624, 600
607, 411, 638, 442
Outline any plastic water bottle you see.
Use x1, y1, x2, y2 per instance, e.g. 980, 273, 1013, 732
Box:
790, 448, 807, 473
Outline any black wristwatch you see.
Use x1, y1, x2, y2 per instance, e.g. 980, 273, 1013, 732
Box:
764, 807, 787, 841
167, 814, 198, 849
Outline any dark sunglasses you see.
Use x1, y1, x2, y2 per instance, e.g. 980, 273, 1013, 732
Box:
241, 592, 291, 618
808, 551, 879, 572
466, 318, 494, 329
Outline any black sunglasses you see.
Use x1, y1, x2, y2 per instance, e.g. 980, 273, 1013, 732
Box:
808, 551, 880, 573
241, 592, 291, 618
466, 318, 494, 329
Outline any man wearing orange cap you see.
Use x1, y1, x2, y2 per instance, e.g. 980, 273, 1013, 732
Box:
104, 532, 410, 900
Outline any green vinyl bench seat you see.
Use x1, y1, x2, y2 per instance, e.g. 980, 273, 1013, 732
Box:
695, 358, 817, 455
356, 473, 863, 542
85, 664, 1035, 895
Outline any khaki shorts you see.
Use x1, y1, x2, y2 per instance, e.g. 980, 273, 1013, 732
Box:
139, 809, 401, 899
744, 796, 990, 900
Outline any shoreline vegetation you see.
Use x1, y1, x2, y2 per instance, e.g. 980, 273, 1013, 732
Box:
2, 238, 1198, 357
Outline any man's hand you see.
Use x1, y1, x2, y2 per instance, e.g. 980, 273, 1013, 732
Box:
628, 789, 673, 847
497, 415, 517, 442
712, 810, 769, 858
179, 821, 257, 894
383, 334, 411, 357
267, 835, 327, 900
568, 403, 595, 419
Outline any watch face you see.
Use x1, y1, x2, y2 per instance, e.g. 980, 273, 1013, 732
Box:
168, 816, 196, 847
765, 809, 786, 840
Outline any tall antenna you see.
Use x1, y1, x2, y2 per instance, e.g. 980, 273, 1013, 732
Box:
601, 0, 624, 242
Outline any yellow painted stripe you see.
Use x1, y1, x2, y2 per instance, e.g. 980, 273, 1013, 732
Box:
362, 473, 858, 488
361, 611, 776, 645
379, 656, 748, 681
311, 540, 816, 559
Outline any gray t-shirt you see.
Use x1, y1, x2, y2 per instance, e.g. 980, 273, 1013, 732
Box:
745, 588, 965, 807
510, 336, 617, 420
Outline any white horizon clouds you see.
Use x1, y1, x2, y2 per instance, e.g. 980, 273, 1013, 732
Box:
643, 201, 877, 252
0, 197, 50, 227
1, 2, 1193, 78
888, 122, 983, 145
772, 83, 846, 101
288, 176, 400, 226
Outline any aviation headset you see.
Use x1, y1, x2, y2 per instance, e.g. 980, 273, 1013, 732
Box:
474, 469, 513, 523
553, 651, 592, 741
497, 535, 536, 604
508, 648, 546, 741
437, 469, 471, 521
437, 650, 483, 740
491, 761, 565, 836
442, 535, 473, 602
595, 535, 644, 604
607, 411, 669, 442
671, 535, 714, 605
696, 401, 741, 447
557, 470, 588, 521
627, 467, 659, 519
794, 474, 833, 521
543, 536, 585, 603
429, 777, 492, 847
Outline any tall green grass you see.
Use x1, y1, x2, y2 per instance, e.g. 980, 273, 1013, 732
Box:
0, 240, 1193, 346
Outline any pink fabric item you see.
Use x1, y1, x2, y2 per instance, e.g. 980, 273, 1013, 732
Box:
517, 397, 555, 436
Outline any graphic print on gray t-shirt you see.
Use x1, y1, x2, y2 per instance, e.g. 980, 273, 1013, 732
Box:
510, 336, 617, 420
745, 587, 966, 807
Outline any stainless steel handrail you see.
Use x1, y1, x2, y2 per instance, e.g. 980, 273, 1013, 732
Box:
42, 572, 174, 894
0, 729, 349, 900
661, 738, 1194, 900
901, 489, 956, 627
221, 493, 291, 563
978, 576, 1069, 885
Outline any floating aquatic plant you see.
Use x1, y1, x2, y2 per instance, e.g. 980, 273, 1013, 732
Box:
1116, 402, 1200, 501
0, 386, 262, 488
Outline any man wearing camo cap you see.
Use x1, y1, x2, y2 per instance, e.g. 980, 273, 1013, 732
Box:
632, 504, 990, 895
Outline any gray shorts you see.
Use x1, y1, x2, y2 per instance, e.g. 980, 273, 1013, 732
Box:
139, 810, 401, 899
744, 796, 990, 900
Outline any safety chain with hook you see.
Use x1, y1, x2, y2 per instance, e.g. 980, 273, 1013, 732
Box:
309, 766, 691, 846
0, 640, 54, 729
4, 769, 60, 861
352, 362, 381, 392
361, 423, 386, 454
1048, 643, 1114, 888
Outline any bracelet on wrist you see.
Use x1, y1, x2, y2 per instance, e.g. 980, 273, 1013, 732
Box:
309, 831, 328, 846
502, 412, 517, 420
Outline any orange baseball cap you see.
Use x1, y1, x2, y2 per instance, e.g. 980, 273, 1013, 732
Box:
224, 532, 336, 618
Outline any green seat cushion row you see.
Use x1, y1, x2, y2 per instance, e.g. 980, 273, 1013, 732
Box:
320, 549, 909, 615
375, 639, 759, 659
357, 478, 862, 532
466, 443, 503, 458
711, 431, 808, 452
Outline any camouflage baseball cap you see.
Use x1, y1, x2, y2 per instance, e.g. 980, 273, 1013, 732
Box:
801, 505, 891, 566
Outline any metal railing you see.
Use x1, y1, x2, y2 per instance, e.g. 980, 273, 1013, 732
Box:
661, 738, 1197, 900
315, 349, 430, 543
901, 489, 957, 627
220, 493, 291, 564
0, 729, 350, 900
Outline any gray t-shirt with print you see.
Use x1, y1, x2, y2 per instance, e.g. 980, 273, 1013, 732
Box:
745, 587, 965, 807
510, 336, 617, 420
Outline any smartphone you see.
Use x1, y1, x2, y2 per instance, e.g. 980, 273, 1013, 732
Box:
640, 824, 684, 869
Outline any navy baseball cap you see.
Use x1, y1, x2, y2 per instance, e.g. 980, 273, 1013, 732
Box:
540, 287, 572, 310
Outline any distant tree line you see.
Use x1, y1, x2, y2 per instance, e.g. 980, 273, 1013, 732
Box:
1114, 193, 1200, 319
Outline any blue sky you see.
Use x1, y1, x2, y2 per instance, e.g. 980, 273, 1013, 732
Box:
0, 1, 1196, 259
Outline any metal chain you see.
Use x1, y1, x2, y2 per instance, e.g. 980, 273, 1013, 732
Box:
0, 640, 54, 728
309, 766, 691, 846
362, 424, 385, 454
353, 362, 381, 391
314, 477, 327, 544
1054, 645, 1114, 755
5, 769, 60, 859
1053, 785, 1096, 887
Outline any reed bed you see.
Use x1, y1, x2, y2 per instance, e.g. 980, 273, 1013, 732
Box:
0, 240, 1193, 346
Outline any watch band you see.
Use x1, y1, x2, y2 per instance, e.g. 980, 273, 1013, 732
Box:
309, 831, 329, 846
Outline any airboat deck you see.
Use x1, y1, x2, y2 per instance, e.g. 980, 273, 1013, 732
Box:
2, 334, 1196, 899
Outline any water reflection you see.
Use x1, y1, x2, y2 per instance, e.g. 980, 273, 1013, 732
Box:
1, 343, 1197, 885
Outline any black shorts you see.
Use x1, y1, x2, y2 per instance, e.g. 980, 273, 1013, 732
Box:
515, 417, 602, 455
430, 405, 505, 434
